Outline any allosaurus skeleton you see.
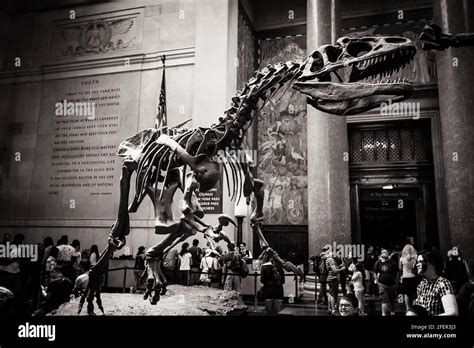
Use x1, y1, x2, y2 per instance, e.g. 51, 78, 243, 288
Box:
79, 35, 416, 315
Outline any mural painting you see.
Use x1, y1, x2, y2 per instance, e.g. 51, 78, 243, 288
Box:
257, 36, 307, 225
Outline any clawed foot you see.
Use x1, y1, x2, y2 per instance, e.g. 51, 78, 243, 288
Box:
78, 274, 104, 316
143, 278, 154, 300
143, 279, 163, 305
150, 284, 162, 305
150, 292, 160, 305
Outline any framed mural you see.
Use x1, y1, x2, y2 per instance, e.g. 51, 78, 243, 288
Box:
257, 35, 308, 226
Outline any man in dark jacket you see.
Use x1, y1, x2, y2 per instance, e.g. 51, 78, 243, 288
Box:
188, 239, 203, 285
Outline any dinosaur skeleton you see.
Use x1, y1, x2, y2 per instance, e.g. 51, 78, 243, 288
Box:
79, 35, 416, 315
420, 23, 474, 51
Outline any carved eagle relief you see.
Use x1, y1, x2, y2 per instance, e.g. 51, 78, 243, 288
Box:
57, 18, 136, 56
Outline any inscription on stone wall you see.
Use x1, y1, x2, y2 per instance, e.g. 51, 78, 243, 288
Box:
30, 73, 139, 219
49, 80, 120, 196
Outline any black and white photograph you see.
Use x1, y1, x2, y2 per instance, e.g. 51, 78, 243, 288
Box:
0, 0, 473, 345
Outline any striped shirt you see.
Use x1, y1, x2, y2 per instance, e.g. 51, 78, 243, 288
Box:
413, 276, 454, 315
326, 257, 338, 281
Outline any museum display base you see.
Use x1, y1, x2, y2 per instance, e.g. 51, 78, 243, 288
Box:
50, 285, 247, 316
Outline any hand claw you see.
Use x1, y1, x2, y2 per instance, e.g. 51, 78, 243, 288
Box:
250, 214, 264, 226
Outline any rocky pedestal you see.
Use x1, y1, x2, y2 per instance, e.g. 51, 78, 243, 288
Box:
51, 285, 247, 316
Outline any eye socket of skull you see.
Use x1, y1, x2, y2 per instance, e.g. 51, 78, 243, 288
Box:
339, 37, 350, 45
324, 46, 342, 63
310, 51, 324, 72
346, 41, 374, 57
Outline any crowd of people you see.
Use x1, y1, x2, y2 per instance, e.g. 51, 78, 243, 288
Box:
137, 239, 253, 291
2, 231, 472, 317
0, 234, 258, 316
0, 233, 101, 316
311, 243, 473, 316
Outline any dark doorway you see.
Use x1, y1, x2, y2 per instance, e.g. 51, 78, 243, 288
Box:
359, 188, 418, 249
349, 120, 439, 251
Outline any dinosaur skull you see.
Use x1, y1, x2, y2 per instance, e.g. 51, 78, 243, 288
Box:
293, 36, 417, 115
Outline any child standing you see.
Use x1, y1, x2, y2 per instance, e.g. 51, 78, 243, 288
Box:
351, 262, 366, 315
178, 243, 192, 286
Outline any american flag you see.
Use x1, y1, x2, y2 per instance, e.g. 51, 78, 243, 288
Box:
155, 55, 167, 129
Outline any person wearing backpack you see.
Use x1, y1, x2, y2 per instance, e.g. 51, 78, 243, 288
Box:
222, 243, 242, 293
260, 257, 285, 315
200, 249, 221, 287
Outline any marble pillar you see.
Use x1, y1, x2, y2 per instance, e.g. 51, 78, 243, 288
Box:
433, 0, 474, 266
192, 0, 239, 244
306, 0, 351, 255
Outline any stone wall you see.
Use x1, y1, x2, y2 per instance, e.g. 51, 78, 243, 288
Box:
0, 0, 239, 255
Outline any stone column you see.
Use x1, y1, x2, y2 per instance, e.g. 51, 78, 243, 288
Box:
192, 0, 239, 243
307, 0, 351, 256
433, 0, 474, 266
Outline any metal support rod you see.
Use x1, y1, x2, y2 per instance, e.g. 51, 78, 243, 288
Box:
295, 272, 298, 303
314, 275, 318, 303
122, 267, 128, 293
236, 216, 244, 244
253, 271, 258, 312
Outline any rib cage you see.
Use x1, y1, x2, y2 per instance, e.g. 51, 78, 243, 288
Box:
118, 60, 304, 210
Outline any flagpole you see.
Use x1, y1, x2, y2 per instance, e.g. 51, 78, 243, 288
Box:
155, 54, 167, 131
161, 54, 167, 127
